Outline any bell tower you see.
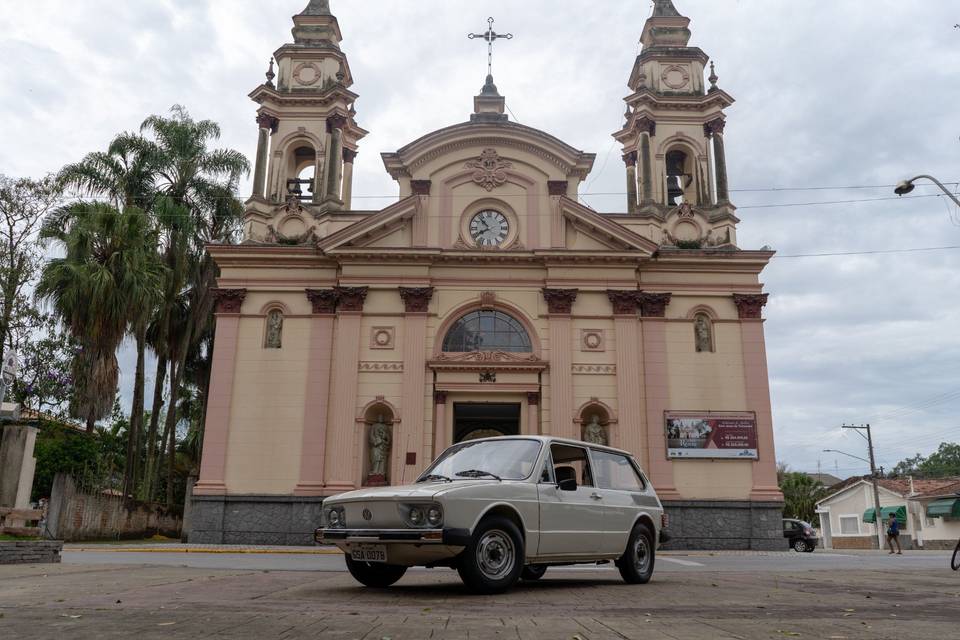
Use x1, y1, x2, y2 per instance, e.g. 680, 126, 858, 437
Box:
247, 0, 367, 219
614, 0, 737, 247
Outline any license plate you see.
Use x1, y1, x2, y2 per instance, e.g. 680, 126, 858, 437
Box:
351, 545, 388, 563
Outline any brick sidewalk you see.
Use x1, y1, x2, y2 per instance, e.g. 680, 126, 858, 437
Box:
2, 562, 958, 639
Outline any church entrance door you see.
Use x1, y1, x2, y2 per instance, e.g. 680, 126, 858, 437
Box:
453, 403, 521, 443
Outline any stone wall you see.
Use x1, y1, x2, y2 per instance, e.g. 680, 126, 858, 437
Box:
0, 540, 62, 565
190, 495, 324, 545
46, 474, 181, 542
661, 500, 785, 551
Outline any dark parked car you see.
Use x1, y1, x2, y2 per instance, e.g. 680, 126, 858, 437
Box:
783, 519, 818, 552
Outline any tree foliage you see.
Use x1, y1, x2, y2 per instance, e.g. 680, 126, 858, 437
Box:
779, 471, 828, 525
891, 442, 960, 478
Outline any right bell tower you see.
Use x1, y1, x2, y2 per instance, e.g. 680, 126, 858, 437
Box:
614, 0, 738, 247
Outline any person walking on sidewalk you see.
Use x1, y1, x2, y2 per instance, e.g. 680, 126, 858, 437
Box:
886, 512, 902, 555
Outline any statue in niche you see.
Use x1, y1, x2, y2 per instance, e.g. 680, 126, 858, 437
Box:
367, 415, 392, 486
583, 415, 608, 446
265, 310, 284, 349
694, 314, 713, 353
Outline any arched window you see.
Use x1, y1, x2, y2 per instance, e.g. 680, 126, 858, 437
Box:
441, 310, 532, 353
665, 149, 692, 206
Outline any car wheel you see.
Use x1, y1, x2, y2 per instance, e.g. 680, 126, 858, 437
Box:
344, 555, 408, 588
457, 516, 524, 594
793, 539, 808, 553
521, 564, 548, 581
617, 522, 656, 585
804, 544, 816, 553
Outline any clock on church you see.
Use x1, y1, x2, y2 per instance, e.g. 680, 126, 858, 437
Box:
469, 209, 509, 247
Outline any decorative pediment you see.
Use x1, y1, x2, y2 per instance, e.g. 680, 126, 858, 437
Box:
559, 198, 660, 254
316, 196, 418, 252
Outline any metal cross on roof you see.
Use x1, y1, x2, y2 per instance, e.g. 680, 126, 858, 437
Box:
468, 17, 513, 77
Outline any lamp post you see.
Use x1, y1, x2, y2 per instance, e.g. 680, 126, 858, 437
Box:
828, 424, 885, 550
894, 175, 960, 207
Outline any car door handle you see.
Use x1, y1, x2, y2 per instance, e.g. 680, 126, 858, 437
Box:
590, 492, 603, 501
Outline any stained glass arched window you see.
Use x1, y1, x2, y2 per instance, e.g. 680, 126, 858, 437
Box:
441, 310, 533, 353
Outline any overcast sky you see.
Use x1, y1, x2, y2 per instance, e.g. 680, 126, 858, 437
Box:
3, 0, 960, 478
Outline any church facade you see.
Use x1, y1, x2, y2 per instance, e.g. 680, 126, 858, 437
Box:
192, 0, 785, 550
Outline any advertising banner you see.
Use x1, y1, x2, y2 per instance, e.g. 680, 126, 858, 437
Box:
665, 412, 758, 459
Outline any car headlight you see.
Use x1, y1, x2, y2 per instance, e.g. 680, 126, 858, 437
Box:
408, 506, 424, 527
327, 506, 345, 528
427, 506, 443, 527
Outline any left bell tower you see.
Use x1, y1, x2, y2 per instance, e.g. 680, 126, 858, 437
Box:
246, 0, 367, 233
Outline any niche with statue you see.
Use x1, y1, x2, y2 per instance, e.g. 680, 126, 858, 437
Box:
579, 403, 612, 446
362, 404, 396, 487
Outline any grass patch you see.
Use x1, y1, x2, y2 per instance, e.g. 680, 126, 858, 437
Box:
0, 534, 41, 541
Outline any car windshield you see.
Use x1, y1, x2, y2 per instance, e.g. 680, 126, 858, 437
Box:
419, 439, 542, 482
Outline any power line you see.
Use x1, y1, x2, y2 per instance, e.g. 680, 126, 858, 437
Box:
773, 246, 960, 259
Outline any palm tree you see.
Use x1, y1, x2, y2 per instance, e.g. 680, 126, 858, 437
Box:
132, 106, 248, 504
36, 204, 165, 435
59, 137, 160, 496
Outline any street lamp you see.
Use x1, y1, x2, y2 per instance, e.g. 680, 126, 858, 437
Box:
894, 175, 960, 207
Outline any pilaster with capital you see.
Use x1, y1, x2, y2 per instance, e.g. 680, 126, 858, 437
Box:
704, 118, 729, 203
399, 287, 434, 314
732, 294, 769, 320
212, 289, 247, 314
341, 148, 357, 209
544, 289, 577, 438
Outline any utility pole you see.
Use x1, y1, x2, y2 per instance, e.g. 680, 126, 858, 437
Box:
843, 423, 885, 550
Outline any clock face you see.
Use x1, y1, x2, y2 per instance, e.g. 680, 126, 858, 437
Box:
470, 210, 509, 247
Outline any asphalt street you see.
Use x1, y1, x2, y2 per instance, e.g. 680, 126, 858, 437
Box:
2, 548, 958, 639
62, 547, 956, 574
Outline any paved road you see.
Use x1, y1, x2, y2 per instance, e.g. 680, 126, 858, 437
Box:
1, 550, 958, 639
62, 548, 955, 573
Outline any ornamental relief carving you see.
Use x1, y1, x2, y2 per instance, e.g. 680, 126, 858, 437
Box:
465, 148, 513, 191
572, 364, 617, 375
433, 351, 541, 364
359, 362, 404, 372
370, 327, 395, 350
292, 62, 322, 86
212, 289, 247, 314
581, 330, 605, 352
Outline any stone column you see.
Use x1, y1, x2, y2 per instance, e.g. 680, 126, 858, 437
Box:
324, 115, 348, 203
623, 151, 639, 214
607, 291, 645, 458
638, 292, 679, 498
195, 289, 247, 495
640, 135, 654, 204
433, 391, 449, 459
527, 392, 541, 436
0, 424, 38, 509
398, 287, 434, 482
324, 286, 368, 492
543, 289, 578, 439
733, 294, 782, 501
341, 148, 357, 210
705, 118, 729, 203
294, 289, 338, 496
252, 114, 278, 198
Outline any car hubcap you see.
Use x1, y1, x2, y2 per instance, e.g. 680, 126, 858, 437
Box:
795, 541, 805, 552
633, 534, 650, 574
477, 529, 515, 580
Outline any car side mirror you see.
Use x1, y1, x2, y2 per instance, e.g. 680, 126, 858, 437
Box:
558, 478, 578, 492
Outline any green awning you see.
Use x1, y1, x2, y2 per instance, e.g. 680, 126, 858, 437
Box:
862, 506, 906, 525
926, 498, 960, 519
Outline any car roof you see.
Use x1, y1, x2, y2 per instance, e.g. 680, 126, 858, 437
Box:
456, 435, 636, 459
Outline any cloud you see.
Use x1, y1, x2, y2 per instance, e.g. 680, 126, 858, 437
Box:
4, 0, 960, 475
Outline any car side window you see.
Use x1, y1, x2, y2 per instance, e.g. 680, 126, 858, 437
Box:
550, 443, 594, 488
591, 450, 645, 492
540, 450, 556, 484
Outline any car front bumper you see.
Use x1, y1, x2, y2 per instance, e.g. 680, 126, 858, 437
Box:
315, 527, 471, 546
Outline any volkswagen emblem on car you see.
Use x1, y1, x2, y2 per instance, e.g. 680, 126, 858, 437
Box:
362, 508, 373, 521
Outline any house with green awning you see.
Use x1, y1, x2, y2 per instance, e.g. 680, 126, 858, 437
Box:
816, 477, 960, 551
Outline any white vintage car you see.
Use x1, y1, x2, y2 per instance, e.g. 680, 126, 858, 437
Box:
316, 436, 665, 594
